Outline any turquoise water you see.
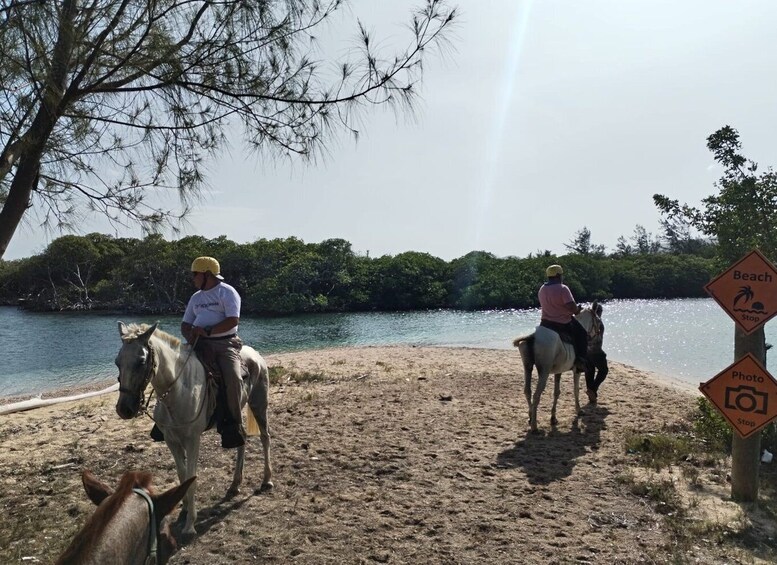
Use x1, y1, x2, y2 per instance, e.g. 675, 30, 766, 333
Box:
0, 299, 770, 397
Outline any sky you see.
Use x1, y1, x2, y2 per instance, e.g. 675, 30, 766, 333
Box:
6, 0, 777, 261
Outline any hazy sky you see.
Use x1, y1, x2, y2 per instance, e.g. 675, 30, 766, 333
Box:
6, 0, 777, 261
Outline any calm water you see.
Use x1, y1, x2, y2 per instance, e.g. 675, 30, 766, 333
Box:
0, 299, 771, 397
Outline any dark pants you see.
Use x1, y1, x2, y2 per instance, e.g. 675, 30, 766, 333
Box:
200, 335, 244, 437
585, 349, 609, 392
540, 318, 589, 360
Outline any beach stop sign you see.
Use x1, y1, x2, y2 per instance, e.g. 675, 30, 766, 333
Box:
704, 249, 777, 335
700, 353, 777, 438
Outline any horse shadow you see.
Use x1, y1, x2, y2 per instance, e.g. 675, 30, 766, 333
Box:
170, 487, 271, 544
496, 405, 610, 485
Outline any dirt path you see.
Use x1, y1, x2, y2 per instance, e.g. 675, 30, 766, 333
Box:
0, 346, 766, 563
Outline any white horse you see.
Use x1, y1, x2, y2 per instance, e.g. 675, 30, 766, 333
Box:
513, 304, 601, 433
115, 322, 273, 535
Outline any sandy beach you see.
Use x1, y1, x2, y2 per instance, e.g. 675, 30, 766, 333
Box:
1, 346, 774, 563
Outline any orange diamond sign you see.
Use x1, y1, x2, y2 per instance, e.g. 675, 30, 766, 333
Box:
705, 249, 777, 335
700, 353, 777, 438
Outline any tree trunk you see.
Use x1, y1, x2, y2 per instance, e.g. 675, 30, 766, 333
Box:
0, 0, 78, 260
731, 325, 765, 501
0, 158, 39, 259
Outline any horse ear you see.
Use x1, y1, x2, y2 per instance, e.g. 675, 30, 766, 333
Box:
139, 322, 158, 343
82, 470, 113, 506
118, 321, 128, 337
153, 476, 196, 519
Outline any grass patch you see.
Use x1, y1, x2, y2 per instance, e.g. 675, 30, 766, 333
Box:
624, 431, 694, 470
290, 371, 328, 383
268, 365, 288, 385
626, 476, 683, 515
268, 365, 328, 384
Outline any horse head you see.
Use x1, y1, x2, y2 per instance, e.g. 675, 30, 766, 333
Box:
575, 301, 602, 341
56, 470, 195, 565
115, 321, 158, 420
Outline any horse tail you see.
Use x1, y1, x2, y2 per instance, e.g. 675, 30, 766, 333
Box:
245, 405, 261, 436
513, 333, 535, 348
514, 333, 535, 365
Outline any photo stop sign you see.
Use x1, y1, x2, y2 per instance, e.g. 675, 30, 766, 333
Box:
700, 353, 777, 438
704, 249, 777, 335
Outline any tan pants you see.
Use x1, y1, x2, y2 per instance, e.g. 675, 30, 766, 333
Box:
202, 335, 244, 436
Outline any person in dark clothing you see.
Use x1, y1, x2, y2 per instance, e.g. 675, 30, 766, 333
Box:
585, 302, 608, 404
538, 264, 589, 372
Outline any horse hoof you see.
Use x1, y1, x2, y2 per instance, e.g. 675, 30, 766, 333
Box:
227, 486, 240, 498
254, 481, 274, 495
550, 418, 558, 426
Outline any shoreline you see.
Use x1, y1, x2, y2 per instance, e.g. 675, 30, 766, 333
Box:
0, 345, 701, 408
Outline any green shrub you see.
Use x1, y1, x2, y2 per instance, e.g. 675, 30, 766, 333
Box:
624, 431, 693, 470
693, 397, 732, 453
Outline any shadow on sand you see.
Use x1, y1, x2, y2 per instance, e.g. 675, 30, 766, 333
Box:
496, 404, 611, 484
171, 485, 272, 545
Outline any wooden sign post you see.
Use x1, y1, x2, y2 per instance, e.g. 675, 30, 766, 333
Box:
703, 249, 777, 501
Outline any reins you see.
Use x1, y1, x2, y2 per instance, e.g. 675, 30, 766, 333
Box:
140, 335, 211, 429
153, 335, 198, 404
132, 487, 159, 565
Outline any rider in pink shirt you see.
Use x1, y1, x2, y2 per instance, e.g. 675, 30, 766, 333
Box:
538, 264, 588, 371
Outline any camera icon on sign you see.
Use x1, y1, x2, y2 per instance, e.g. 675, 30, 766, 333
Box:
724, 385, 768, 415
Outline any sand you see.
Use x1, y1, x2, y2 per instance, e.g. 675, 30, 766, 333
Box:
0, 346, 772, 564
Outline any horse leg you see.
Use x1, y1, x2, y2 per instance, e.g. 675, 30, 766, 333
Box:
228, 444, 246, 496
523, 366, 533, 428
550, 374, 561, 426
530, 371, 549, 433
180, 438, 201, 536
164, 437, 190, 515
249, 366, 274, 491
573, 369, 581, 414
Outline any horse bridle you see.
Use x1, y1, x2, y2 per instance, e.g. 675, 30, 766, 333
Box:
132, 487, 159, 565
118, 342, 157, 416
586, 309, 603, 340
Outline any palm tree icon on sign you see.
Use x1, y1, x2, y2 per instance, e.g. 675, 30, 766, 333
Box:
733, 285, 766, 313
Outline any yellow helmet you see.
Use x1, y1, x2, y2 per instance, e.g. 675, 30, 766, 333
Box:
546, 264, 563, 277
191, 256, 224, 280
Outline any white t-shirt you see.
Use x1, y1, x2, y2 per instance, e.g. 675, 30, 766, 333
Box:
182, 282, 241, 337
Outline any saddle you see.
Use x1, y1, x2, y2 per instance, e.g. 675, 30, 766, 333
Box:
193, 342, 249, 434
539, 320, 574, 345
148, 343, 249, 444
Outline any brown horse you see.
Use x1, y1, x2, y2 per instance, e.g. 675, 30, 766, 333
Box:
55, 470, 195, 565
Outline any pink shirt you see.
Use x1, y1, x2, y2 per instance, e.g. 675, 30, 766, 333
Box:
538, 282, 575, 324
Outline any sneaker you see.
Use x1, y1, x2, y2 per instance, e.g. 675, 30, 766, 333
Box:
150, 424, 165, 442
586, 388, 598, 405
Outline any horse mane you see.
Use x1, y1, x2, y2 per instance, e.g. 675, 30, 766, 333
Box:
57, 471, 154, 564
122, 323, 181, 348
